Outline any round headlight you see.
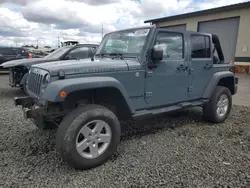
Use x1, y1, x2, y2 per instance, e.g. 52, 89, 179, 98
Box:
43, 74, 50, 85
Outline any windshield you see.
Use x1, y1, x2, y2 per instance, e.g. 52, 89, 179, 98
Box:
44, 46, 71, 59
96, 28, 151, 57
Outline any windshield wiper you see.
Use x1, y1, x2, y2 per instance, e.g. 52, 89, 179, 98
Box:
95, 53, 108, 58
95, 53, 124, 60
108, 53, 123, 60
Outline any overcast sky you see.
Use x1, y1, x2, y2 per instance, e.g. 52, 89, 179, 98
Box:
0, 0, 248, 48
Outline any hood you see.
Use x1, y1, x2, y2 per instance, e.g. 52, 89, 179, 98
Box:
33, 58, 141, 76
1, 57, 57, 68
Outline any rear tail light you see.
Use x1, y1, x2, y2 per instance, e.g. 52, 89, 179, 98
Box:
28, 53, 32, 59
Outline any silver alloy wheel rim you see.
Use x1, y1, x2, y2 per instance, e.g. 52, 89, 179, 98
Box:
76, 120, 112, 159
216, 94, 229, 117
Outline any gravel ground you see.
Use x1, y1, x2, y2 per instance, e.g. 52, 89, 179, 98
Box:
0, 75, 250, 188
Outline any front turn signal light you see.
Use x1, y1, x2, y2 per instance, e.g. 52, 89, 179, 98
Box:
60, 91, 67, 98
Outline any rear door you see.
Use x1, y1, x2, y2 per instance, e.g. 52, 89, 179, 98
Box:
188, 34, 214, 99
13, 48, 27, 59
0, 48, 16, 64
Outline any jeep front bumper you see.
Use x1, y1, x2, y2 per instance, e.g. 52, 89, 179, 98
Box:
14, 96, 44, 119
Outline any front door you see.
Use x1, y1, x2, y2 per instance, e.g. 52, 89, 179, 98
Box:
145, 30, 190, 107
188, 34, 214, 99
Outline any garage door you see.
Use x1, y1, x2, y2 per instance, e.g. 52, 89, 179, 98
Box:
198, 17, 240, 63
162, 24, 186, 31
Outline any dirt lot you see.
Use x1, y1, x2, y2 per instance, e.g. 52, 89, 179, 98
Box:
0, 74, 250, 188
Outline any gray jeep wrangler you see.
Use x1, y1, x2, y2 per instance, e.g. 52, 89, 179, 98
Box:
14, 25, 238, 170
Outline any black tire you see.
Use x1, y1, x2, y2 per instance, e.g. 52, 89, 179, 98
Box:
56, 104, 121, 170
32, 116, 58, 130
203, 86, 232, 123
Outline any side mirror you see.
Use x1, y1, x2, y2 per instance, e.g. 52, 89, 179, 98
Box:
90, 50, 96, 61
152, 48, 163, 61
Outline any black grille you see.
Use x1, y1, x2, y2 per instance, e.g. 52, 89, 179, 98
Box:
27, 71, 43, 96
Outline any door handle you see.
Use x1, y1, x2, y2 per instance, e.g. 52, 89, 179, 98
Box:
204, 63, 212, 69
177, 64, 188, 71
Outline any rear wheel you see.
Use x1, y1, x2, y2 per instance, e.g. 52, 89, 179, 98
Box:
203, 86, 232, 123
56, 104, 121, 170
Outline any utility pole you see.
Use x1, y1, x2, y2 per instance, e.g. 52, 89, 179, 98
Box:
58, 35, 60, 48
101, 25, 104, 39
36, 39, 39, 49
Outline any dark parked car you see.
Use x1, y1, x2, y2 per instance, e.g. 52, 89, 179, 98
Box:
2, 44, 99, 90
0, 47, 32, 69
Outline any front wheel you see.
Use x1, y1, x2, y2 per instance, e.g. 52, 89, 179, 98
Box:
56, 104, 121, 170
203, 86, 232, 123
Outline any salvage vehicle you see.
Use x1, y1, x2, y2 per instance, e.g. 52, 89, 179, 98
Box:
2, 44, 99, 90
0, 46, 32, 70
14, 25, 238, 170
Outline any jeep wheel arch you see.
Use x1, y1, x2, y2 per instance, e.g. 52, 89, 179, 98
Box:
62, 87, 133, 120
203, 71, 236, 99
42, 77, 136, 116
